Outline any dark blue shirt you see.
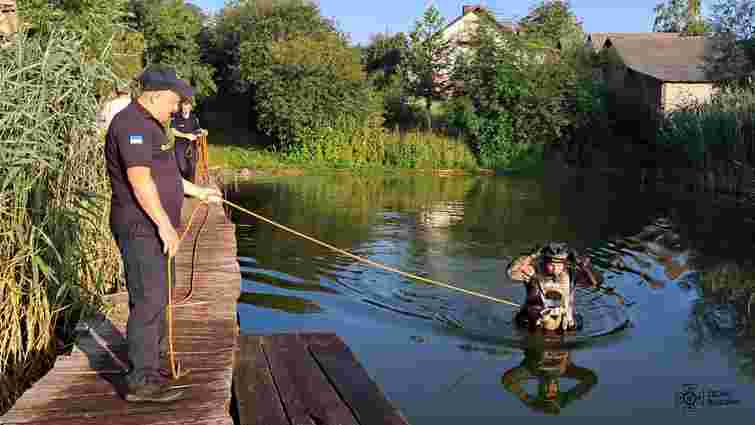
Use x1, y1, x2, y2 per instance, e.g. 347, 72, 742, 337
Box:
170, 112, 201, 143
105, 101, 184, 230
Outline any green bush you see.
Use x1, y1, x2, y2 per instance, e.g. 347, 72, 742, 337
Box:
236, 2, 379, 146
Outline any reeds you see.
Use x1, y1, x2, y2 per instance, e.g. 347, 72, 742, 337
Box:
208, 120, 479, 172
283, 118, 479, 171
656, 87, 755, 165
0, 32, 120, 374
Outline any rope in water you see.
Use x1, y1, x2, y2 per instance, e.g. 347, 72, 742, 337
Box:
220, 199, 521, 308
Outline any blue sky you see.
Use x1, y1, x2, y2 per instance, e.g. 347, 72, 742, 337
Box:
190, 1, 716, 45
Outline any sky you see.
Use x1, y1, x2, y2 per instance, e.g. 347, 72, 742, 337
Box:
190, 0, 717, 45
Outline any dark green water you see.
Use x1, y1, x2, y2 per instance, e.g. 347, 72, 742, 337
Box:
230, 170, 755, 422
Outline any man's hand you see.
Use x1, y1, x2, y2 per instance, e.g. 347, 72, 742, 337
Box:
158, 223, 180, 257
199, 187, 223, 204
521, 264, 536, 278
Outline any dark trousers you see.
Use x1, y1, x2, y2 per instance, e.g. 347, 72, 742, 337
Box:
112, 222, 175, 384
175, 139, 196, 183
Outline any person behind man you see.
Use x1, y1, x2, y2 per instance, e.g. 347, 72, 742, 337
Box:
170, 98, 207, 183
105, 66, 223, 403
97, 83, 132, 133
502, 339, 597, 415
507, 242, 601, 332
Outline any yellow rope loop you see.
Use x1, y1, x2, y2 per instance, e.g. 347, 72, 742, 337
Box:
221, 199, 521, 308
164, 200, 207, 380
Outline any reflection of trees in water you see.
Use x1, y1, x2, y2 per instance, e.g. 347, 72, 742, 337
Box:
229, 175, 479, 284
582, 208, 755, 382
689, 263, 755, 381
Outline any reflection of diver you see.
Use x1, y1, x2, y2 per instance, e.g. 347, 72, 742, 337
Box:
502, 340, 598, 415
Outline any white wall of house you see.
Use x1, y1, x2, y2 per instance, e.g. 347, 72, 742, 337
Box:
442, 11, 482, 57
662, 82, 716, 112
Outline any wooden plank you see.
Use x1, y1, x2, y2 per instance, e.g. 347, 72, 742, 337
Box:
1, 194, 238, 425
263, 334, 358, 425
303, 334, 410, 425
233, 336, 289, 425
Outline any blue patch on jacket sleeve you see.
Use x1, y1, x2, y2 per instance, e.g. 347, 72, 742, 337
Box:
129, 134, 144, 145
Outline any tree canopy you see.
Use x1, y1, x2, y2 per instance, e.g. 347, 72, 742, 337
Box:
517, 0, 585, 50
653, 0, 710, 34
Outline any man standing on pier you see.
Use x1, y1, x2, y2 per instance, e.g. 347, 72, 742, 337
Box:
105, 66, 223, 403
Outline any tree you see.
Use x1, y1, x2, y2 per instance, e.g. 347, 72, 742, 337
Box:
362, 32, 408, 89
208, 0, 331, 93
141, 0, 216, 98
653, 0, 711, 34
237, 1, 375, 145
517, 0, 584, 51
451, 18, 579, 168
404, 4, 454, 129
703, 0, 755, 82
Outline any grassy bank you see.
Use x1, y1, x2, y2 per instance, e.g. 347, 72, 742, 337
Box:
0, 33, 120, 412
208, 127, 482, 173
205, 123, 549, 176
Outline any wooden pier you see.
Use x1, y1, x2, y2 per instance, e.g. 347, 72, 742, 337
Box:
1, 188, 411, 425
234, 333, 410, 425
1, 197, 241, 424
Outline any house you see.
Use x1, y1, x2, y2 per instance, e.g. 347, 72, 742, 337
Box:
595, 33, 720, 113
435, 4, 516, 94
440, 4, 516, 54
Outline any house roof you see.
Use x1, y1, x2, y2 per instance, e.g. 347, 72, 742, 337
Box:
605, 35, 719, 82
587, 32, 680, 51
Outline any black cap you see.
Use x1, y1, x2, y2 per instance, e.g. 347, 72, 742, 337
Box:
138, 66, 194, 98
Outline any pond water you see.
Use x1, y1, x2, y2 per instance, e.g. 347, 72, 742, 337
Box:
230, 169, 755, 423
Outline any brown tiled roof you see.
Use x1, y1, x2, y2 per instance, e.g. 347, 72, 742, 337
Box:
606, 35, 717, 82
587, 32, 680, 51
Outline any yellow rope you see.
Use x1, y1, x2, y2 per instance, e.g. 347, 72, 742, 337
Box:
221, 199, 521, 308
164, 201, 205, 380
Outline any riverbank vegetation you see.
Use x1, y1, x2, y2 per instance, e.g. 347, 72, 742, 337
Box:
578, 0, 755, 196
0, 30, 121, 412
200, 0, 594, 174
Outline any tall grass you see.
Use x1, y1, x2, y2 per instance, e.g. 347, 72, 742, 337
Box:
282, 118, 479, 170
656, 88, 755, 165
0, 31, 120, 380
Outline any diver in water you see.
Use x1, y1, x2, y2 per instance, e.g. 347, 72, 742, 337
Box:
507, 242, 602, 332
502, 341, 598, 415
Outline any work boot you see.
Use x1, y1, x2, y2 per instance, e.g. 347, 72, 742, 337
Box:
125, 376, 184, 403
